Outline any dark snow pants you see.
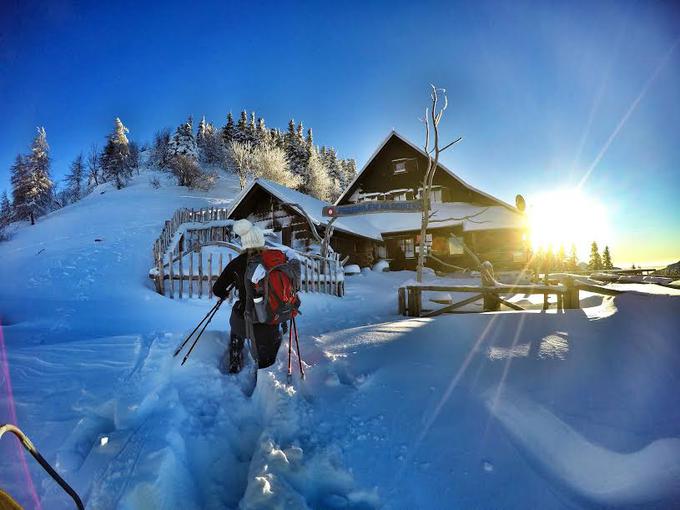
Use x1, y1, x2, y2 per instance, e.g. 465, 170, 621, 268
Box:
225, 310, 282, 372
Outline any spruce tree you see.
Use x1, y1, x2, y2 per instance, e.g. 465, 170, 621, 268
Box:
101, 118, 131, 189
196, 116, 209, 157
168, 117, 198, 161
588, 241, 602, 270
65, 153, 85, 202
0, 191, 12, 227
222, 112, 236, 147
247, 112, 256, 144
602, 246, 613, 270
11, 128, 53, 224
10, 154, 29, 221
284, 119, 308, 181
235, 110, 249, 143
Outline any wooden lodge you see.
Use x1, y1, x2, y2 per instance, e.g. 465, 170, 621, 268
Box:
228, 131, 528, 270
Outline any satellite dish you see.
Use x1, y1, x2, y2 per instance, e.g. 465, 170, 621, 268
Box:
515, 194, 526, 212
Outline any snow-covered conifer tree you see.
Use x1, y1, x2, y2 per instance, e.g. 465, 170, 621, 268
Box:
11, 128, 53, 224
340, 159, 357, 189
284, 119, 308, 181
222, 112, 236, 147
234, 110, 249, 143
602, 246, 613, 270
197, 116, 209, 159
65, 153, 85, 202
0, 191, 12, 226
150, 129, 171, 170
588, 241, 602, 270
128, 140, 140, 175
168, 117, 198, 161
101, 118, 131, 189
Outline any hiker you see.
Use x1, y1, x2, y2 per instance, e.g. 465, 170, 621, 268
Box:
213, 219, 297, 374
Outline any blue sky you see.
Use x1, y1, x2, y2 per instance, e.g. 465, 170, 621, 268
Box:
1, 0, 679, 264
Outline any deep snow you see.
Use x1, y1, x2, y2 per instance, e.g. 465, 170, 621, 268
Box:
1, 170, 679, 509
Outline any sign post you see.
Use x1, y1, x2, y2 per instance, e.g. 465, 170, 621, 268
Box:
322, 200, 423, 217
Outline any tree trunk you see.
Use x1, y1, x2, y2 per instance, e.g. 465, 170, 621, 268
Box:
30, 211, 35, 225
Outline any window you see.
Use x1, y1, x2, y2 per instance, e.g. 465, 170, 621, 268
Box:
448, 236, 465, 255
430, 188, 442, 203
398, 238, 415, 258
393, 161, 407, 174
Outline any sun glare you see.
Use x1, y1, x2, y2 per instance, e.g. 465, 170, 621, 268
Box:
527, 189, 610, 254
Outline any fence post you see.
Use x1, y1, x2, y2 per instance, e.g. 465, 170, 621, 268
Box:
398, 287, 406, 315
481, 261, 500, 312
198, 250, 203, 299
189, 251, 194, 299
178, 247, 184, 299
169, 255, 175, 299
159, 254, 166, 296
564, 276, 579, 309
208, 253, 213, 299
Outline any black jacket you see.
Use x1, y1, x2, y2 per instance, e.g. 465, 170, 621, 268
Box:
213, 252, 281, 367
213, 252, 247, 313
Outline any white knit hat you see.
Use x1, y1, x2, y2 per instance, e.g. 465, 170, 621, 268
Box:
233, 219, 265, 250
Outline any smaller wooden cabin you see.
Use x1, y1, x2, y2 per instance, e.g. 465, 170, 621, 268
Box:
227, 179, 380, 266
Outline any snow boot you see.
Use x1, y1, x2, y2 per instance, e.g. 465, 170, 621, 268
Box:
222, 334, 244, 374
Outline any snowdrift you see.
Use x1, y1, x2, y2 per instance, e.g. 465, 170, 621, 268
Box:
1, 169, 679, 509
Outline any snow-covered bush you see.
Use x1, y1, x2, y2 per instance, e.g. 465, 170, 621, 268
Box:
149, 176, 161, 189
168, 155, 215, 190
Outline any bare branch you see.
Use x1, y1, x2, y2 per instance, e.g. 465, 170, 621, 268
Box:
429, 207, 489, 222
432, 136, 462, 154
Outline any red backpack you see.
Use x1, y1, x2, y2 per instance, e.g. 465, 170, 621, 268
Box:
245, 249, 301, 325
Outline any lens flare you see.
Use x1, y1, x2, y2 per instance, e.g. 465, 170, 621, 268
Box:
527, 189, 610, 257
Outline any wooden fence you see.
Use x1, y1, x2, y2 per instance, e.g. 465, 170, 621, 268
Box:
151, 206, 232, 267
150, 207, 345, 300
399, 276, 623, 317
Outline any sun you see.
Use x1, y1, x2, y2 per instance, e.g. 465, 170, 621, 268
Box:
527, 189, 610, 255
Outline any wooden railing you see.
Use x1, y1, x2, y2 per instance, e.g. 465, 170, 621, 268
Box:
151, 206, 231, 268
398, 276, 624, 317
150, 207, 345, 299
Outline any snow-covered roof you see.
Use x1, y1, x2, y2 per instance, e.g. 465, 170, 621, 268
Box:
228, 178, 384, 240
335, 130, 518, 212
229, 179, 525, 241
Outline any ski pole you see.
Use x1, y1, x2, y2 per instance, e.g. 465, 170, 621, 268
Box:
0, 423, 85, 510
287, 319, 293, 378
173, 299, 222, 357
181, 299, 225, 365
292, 317, 305, 379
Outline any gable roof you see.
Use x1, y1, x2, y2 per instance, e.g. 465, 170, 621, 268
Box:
335, 130, 518, 212
228, 178, 384, 241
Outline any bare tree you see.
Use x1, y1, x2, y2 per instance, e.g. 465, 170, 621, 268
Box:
87, 144, 100, 187
415, 86, 463, 282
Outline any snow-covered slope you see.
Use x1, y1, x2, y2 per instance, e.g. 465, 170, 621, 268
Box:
1, 170, 679, 509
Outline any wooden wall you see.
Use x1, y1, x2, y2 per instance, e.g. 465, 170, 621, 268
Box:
339, 134, 499, 206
